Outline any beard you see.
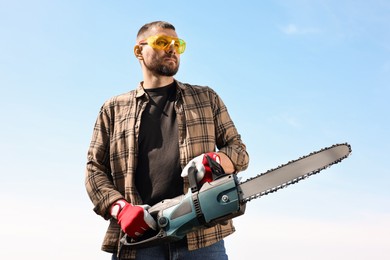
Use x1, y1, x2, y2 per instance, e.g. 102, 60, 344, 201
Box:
144, 55, 180, 76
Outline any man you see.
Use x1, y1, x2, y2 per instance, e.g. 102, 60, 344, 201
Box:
85, 21, 249, 260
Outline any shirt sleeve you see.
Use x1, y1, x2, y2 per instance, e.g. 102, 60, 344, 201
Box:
85, 103, 124, 220
209, 88, 249, 172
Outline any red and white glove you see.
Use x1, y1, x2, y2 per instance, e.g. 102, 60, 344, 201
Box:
181, 152, 221, 185
110, 200, 157, 239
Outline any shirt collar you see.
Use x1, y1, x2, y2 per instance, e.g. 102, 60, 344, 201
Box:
135, 79, 185, 98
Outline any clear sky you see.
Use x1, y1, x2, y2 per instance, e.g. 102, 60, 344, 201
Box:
1, 0, 389, 259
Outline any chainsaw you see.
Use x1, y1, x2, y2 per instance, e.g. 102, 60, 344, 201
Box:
120, 143, 351, 248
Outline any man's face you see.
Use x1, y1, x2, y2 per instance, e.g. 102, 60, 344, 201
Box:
137, 27, 181, 77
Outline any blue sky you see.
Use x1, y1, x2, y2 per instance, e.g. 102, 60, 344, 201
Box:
1, 0, 389, 259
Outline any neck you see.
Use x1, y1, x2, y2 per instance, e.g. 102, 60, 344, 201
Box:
142, 73, 174, 89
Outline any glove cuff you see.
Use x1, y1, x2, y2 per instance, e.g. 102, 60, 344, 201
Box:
110, 199, 127, 219
205, 152, 220, 164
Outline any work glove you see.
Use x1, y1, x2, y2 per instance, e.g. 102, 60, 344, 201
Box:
181, 152, 221, 185
110, 199, 157, 239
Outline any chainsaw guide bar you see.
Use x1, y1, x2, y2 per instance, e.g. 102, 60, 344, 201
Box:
239, 143, 352, 203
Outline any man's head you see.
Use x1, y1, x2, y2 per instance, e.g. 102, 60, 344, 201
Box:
134, 21, 185, 77
136, 21, 176, 41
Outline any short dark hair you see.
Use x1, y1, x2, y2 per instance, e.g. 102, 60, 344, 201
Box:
137, 21, 176, 39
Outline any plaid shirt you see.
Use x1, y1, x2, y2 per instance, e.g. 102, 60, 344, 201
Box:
85, 80, 249, 259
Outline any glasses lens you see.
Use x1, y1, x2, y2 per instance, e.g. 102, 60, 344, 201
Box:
154, 36, 170, 49
146, 35, 186, 54
178, 39, 186, 54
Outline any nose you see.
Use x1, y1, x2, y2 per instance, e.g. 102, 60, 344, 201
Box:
167, 40, 176, 54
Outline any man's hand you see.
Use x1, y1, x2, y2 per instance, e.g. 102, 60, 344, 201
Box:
181, 152, 221, 185
110, 200, 157, 239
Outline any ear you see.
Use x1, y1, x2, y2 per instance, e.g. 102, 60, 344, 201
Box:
134, 45, 143, 60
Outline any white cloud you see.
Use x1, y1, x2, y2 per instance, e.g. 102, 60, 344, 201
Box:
272, 113, 302, 128
281, 23, 321, 35
0, 198, 109, 260
383, 60, 390, 73
226, 212, 390, 259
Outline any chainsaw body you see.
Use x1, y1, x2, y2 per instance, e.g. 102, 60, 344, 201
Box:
121, 173, 246, 248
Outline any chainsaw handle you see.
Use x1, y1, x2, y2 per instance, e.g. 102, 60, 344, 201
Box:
119, 195, 187, 248
120, 229, 180, 249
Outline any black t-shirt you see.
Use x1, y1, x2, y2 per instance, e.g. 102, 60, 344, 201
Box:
135, 82, 183, 206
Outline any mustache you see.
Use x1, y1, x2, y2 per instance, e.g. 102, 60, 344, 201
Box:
164, 54, 178, 61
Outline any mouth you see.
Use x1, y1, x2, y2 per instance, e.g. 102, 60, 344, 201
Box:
164, 57, 177, 63
163, 54, 178, 62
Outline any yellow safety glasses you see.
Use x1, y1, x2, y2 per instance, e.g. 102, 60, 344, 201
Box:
138, 35, 186, 54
